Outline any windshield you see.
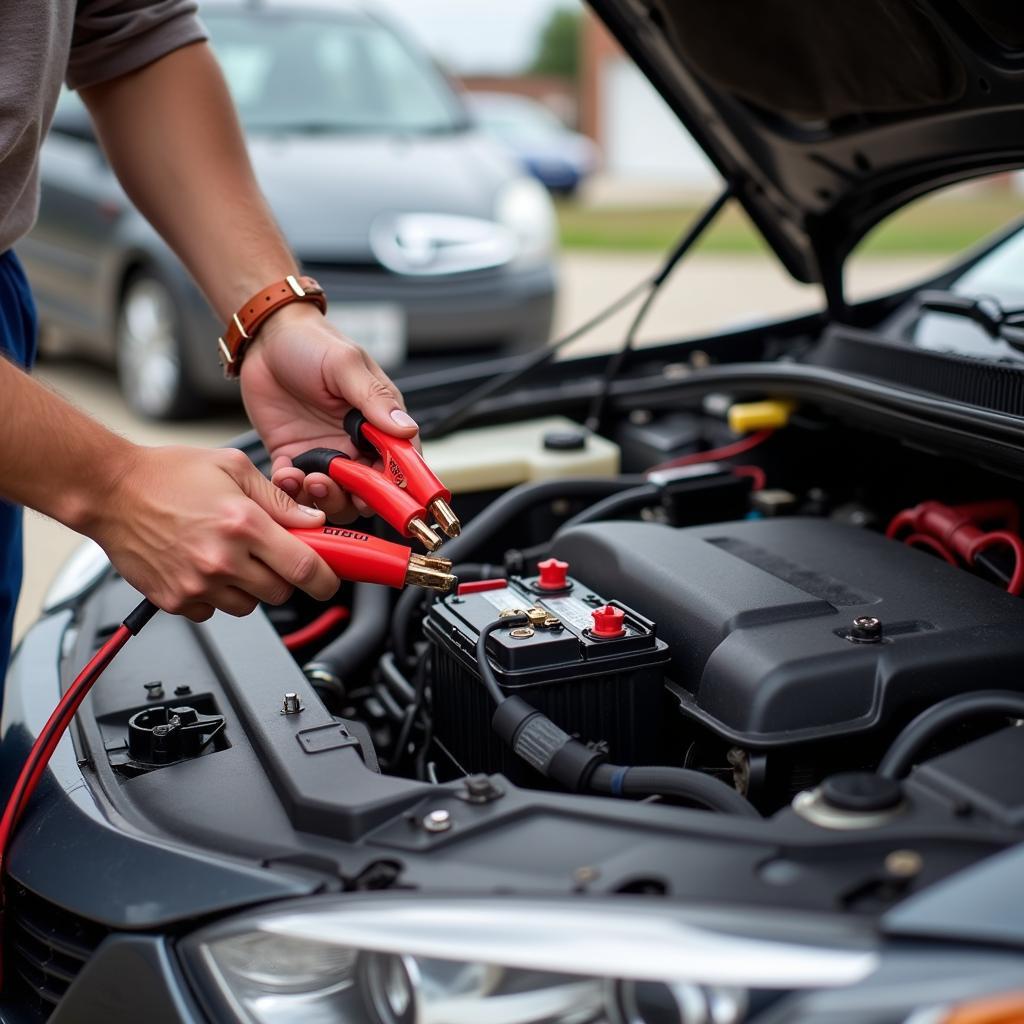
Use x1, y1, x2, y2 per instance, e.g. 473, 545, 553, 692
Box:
947, 224, 1024, 306
909, 221, 1024, 363
204, 11, 466, 135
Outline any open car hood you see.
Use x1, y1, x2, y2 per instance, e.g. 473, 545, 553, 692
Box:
589, 0, 1024, 301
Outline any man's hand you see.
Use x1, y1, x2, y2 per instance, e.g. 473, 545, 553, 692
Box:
89, 446, 340, 622
239, 304, 419, 523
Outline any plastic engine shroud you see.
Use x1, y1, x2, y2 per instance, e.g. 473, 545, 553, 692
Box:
551, 517, 1024, 747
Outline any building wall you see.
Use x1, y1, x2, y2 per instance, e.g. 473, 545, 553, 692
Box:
581, 12, 718, 186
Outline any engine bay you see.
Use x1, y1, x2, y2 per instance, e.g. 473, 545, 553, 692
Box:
45, 399, 1024, 933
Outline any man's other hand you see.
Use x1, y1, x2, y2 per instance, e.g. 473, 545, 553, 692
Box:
92, 445, 339, 622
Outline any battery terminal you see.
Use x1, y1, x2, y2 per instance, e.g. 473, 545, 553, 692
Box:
525, 606, 561, 629
497, 606, 560, 628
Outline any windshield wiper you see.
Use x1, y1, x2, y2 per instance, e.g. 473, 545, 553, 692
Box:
916, 290, 1024, 352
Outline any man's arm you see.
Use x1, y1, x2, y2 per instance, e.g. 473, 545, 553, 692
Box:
0, 357, 338, 621
79, 42, 420, 522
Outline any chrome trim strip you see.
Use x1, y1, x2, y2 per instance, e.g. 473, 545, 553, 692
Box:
225, 898, 879, 989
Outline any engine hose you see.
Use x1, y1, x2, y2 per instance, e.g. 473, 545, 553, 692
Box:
878, 690, 1024, 779
305, 582, 391, 690
555, 484, 660, 532
378, 651, 416, 705
392, 476, 648, 663
590, 763, 760, 818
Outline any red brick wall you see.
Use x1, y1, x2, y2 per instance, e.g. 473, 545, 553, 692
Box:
580, 12, 622, 146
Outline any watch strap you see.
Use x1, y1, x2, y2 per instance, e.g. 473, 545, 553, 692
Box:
218, 274, 326, 377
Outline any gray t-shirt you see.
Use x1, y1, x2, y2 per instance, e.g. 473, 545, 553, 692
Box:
0, 0, 206, 254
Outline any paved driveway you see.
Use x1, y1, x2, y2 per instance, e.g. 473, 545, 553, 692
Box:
15, 252, 938, 639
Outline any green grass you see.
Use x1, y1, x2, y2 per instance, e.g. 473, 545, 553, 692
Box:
556, 193, 1023, 256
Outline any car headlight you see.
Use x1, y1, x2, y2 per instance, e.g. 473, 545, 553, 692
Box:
42, 538, 110, 613
183, 896, 878, 1024
494, 177, 556, 265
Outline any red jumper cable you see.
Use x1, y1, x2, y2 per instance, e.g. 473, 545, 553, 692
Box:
0, 599, 156, 986
887, 500, 1024, 595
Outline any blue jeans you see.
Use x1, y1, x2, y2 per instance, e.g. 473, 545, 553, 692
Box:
0, 251, 38, 677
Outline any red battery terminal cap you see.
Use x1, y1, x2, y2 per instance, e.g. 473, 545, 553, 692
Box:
591, 604, 626, 638
537, 558, 570, 591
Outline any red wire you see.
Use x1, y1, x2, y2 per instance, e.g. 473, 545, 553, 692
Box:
645, 429, 774, 474
281, 605, 350, 651
731, 464, 767, 492
0, 622, 135, 988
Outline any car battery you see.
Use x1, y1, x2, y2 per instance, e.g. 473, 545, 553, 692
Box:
424, 560, 670, 785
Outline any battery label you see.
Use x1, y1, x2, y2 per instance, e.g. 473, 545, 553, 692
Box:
478, 587, 516, 614
473, 587, 608, 635
538, 594, 598, 631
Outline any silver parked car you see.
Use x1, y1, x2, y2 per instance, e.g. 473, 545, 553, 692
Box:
20, 1, 558, 418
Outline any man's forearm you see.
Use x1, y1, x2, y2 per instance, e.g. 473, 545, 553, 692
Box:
80, 43, 296, 322
0, 358, 134, 534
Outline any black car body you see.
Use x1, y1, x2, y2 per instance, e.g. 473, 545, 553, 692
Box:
8, 2, 1024, 1021
18, 2, 557, 419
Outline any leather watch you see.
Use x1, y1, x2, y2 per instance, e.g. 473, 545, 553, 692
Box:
217, 274, 327, 378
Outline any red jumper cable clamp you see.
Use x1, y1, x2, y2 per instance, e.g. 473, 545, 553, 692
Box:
293, 446, 442, 551
887, 499, 1024, 595
289, 525, 456, 591
344, 409, 461, 539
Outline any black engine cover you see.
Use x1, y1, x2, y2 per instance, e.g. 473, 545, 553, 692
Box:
552, 517, 1024, 747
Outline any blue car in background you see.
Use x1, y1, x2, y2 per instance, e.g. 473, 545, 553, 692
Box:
467, 91, 598, 196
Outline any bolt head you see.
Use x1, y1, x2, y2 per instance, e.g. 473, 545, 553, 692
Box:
281, 692, 303, 714
849, 616, 882, 643
459, 774, 503, 804
465, 775, 491, 796
884, 849, 922, 878
423, 809, 452, 833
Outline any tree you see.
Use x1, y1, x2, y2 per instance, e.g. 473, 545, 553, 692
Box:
529, 7, 583, 79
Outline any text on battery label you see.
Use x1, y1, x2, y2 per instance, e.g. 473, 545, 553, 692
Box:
539, 595, 598, 631
479, 588, 515, 613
